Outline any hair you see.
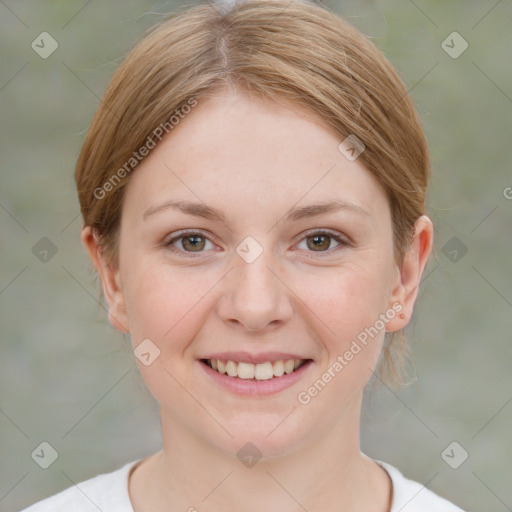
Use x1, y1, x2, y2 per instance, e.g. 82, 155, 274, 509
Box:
75, 0, 431, 386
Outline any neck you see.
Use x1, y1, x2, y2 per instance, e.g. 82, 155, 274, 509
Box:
130, 393, 391, 512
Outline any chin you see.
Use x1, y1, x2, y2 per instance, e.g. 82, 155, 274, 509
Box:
209, 413, 313, 462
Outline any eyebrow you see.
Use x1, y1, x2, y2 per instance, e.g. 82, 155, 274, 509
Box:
142, 199, 371, 222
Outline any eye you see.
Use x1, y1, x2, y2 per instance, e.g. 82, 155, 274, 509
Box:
164, 231, 215, 256
163, 229, 349, 258
296, 230, 348, 255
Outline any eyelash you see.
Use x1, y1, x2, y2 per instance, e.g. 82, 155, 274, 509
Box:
163, 229, 349, 258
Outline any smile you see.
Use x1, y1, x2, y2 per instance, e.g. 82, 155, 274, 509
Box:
201, 358, 308, 380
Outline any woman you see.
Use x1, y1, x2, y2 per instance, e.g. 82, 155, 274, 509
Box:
22, 0, 465, 510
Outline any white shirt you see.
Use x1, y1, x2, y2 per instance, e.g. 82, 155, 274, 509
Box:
20, 458, 465, 511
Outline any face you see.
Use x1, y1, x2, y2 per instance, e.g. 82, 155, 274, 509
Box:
88, 89, 429, 458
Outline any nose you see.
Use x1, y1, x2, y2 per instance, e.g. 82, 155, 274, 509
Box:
216, 247, 294, 334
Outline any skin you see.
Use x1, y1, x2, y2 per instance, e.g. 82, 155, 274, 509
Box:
82, 88, 433, 511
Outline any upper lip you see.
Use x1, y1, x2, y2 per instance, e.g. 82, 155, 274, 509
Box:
200, 352, 311, 364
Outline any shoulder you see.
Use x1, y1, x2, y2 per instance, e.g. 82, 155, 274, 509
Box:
19, 459, 141, 512
376, 460, 466, 512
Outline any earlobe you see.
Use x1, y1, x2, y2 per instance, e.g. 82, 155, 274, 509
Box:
81, 226, 130, 334
108, 309, 130, 334
386, 215, 434, 332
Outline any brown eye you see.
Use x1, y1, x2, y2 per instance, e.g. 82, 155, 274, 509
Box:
307, 234, 332, 251
297, 230, 348, 256
165, 232, 214, 256
181, 235, 206, 252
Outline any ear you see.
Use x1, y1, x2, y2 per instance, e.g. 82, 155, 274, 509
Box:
81, 225, 130, 334
386, 215, 433, 332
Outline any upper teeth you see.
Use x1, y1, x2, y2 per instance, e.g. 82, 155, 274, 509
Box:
208, 359, 305, 380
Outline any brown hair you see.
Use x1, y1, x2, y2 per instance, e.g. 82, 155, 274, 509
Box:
75, 0, 431, 386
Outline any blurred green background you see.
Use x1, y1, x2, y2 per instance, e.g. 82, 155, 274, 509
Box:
1, 1, 511, 510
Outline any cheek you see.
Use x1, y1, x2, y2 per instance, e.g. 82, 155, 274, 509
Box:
121, 262, 216, 411
299, 258, 392, 336
295, 259, 392, 387
124, 262, 208, 346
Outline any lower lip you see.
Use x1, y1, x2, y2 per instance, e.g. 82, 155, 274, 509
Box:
198, 359, 314, 397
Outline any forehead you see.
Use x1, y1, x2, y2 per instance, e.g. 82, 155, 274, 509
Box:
122, 90, 389, 222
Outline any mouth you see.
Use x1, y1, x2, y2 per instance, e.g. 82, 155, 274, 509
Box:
200, 358, 311, 381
